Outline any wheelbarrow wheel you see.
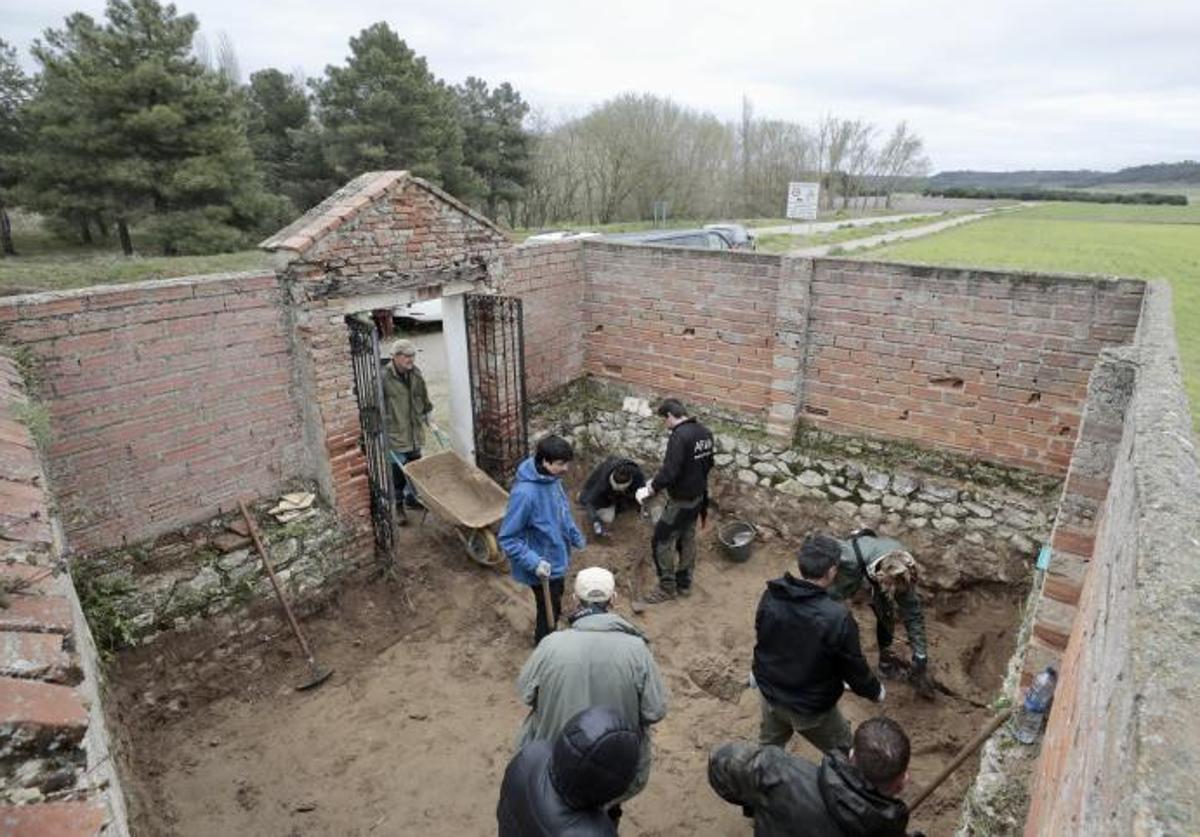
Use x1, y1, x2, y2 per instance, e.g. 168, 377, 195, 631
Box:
464, 528, 503, 570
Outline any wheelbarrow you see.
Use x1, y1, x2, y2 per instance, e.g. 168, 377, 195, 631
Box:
401, 450, 509, 569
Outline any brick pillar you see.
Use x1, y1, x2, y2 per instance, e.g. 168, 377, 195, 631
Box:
766, 257, 813, 439
1023, 348, 1136, 685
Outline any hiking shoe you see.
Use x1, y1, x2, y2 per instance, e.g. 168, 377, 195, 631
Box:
642, 586, 677, 604
677, 586, 693, 598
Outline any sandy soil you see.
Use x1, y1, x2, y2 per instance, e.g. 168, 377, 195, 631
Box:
110, 473, 1024, 837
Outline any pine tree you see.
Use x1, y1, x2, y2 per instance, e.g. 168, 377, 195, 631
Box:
456, 77, 531, 224
23, 0, 286, 255
312, 23, 480, 200
0, 39, 32, 256
246, 68, 320, 211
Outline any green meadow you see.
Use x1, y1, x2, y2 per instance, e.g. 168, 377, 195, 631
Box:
868, 202, 1200, 431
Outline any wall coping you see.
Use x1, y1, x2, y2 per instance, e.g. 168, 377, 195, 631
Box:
0, 270, 275, 311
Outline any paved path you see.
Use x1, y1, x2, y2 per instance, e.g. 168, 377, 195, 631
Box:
787, 212, 989, 257
750, 211, 944, 237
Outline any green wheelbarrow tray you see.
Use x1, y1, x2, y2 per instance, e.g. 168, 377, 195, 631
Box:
402, 450, 509, 569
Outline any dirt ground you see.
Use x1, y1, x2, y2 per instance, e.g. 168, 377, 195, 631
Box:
109, 475, 1025, 837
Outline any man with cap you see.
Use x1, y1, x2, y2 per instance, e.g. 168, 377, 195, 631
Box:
381, 337, 433, 510
828, 529, 934, 699
515, 566, 668, 821
578, 456, 647, 537
497, 705, 641, 837
634, 398, 714, 603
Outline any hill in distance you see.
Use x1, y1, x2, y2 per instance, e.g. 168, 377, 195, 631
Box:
928, 161, 1200, 190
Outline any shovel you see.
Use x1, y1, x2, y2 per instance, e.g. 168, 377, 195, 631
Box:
540, 575, 557, 632
239, 500, 334, 691
907, 707, 1013, 813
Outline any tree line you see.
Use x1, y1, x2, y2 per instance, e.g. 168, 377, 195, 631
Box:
924, 187, 1187, 206
0, 0, 930, 258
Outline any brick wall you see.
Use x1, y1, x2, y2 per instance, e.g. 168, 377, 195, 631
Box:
496, 242, 586, 399
0, 273, 305, 551
801, 260, 1144, 475
1024, 282, 1200, 834
554, 246, 1144, 476
0, 354, 126, 834
580, 243, 782, 413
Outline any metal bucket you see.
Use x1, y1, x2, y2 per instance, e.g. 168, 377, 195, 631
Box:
718, 521, 758, 563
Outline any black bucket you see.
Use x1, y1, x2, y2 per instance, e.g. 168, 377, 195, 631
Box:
718, 521, 758, 563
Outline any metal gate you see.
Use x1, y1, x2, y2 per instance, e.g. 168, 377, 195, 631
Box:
346, 315, 399, 558
465, 294, 528, 487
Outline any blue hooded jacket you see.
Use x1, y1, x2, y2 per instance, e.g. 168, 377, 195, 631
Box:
500, 456, 586, 586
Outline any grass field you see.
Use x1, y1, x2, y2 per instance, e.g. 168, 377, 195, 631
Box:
868, 202, 1200, 431
0, 212, 273, 295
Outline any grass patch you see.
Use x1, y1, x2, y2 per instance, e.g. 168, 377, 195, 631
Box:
0, 211, 273, 295
867, 202, 1200, 431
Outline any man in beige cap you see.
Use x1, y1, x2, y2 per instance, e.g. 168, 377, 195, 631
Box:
515, 566, 668, 825
382, 337, 432, 509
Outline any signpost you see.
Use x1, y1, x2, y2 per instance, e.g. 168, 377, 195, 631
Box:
786, 182, 819, 221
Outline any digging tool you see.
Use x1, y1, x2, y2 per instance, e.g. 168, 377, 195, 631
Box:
539, 575, 557, 632
907, 707, 1013, 813
239, 500, 334, 691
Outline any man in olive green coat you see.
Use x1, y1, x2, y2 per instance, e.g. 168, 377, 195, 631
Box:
516, 567, 668, 819
382, 338, 432, 509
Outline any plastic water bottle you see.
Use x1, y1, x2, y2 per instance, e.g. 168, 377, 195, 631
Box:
1013, 666, 1057, 744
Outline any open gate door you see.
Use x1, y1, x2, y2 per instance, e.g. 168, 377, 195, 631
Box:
465, 294, 528, 487
346, 316, 399, 559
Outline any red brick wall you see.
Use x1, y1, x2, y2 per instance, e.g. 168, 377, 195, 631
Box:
802, 260, 1144, 474
497, 242, 587, 398
0, 273, 306, 550
580, 243, 782, 413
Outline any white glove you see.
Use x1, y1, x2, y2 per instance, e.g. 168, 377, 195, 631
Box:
875, 683, 887, 704
635, 485, 654, 505
535, 560, 552, 579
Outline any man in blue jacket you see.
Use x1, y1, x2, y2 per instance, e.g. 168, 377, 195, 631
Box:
500, 435, 587, 645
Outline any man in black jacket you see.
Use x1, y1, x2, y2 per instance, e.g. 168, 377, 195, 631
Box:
752, 534, 884, 754
634, 398, 714, 603
708, 716, 913, 836
497, 705, 640, 837
577, 457, 646, 537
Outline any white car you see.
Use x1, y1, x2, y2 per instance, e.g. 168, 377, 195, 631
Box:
523, 229, 601, 245
395, 298, 443, 323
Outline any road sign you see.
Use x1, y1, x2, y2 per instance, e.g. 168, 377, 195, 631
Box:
786, 182, 819, 221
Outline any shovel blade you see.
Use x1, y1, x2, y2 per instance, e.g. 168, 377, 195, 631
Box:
297, 666, 334, 691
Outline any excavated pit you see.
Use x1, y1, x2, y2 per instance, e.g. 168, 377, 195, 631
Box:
106, 470, 1033, 837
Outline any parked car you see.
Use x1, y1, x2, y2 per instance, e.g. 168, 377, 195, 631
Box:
523, 229, 602, 245
602, 228, 733, 250
703, 223, 756, 250
394, 298, 443, 324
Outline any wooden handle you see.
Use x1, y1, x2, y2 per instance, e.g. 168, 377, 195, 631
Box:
540, 575, 556, 631
239, 500, 315, 662
907, 707, 1013, 813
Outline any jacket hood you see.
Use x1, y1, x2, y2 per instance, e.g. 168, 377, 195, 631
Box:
766, 573, 828, 602
817, 754, 909, 836
549, 706, 640, 809
570, 611, 647, 640
515, 456, 559, 485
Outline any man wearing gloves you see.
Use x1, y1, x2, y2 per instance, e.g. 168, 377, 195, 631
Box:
499, 435, 586, 645
577, 456, 646, 537
829, 529, 934, 700
515, 566, 668, 823
634, 398, 714, 603
752, 534, 885, 754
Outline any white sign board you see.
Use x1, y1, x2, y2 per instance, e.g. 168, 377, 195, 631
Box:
786, 182, 820, 220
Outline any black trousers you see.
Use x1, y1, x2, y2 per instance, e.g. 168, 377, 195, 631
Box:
530, 577, 565, 645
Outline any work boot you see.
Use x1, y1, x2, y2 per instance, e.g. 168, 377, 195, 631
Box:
677, 586, 693, 598
642, 585, 676, 604
878, 648, 906, 679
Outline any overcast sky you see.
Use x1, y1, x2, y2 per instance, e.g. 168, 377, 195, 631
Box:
4, 0, 1198, 172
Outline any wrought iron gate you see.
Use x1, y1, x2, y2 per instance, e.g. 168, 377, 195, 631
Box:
346, 316, 398, 557
465, 294, 528, 487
